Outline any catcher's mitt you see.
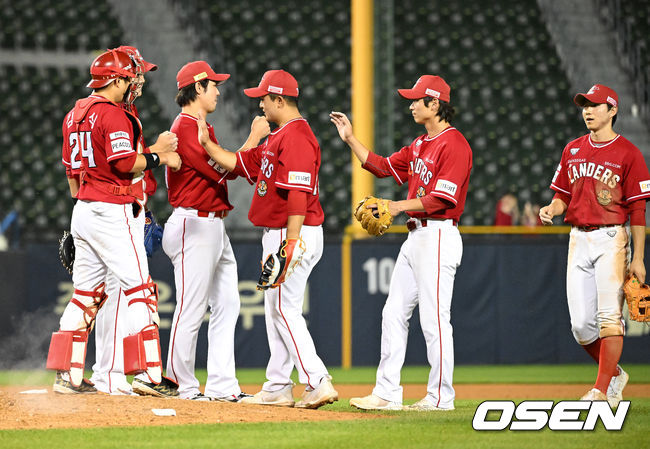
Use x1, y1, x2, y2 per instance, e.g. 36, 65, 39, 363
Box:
144, 210, 163, 258
59, 230, 75, 274
354, 195, 393, 236
622, 274, 650, 322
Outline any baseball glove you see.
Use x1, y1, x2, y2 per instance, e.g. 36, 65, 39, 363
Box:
257, 238, 306, 290
144, 210, 163, 258
354, 195, 393, 236
59, 230, 75, 274
622, 274, 650, 322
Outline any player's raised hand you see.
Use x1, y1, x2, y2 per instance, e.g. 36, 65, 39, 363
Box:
196, 112, 209, 146
330, 111, 353, 142
538, 205, 554, 225
161, 151, 182, 172
153, 131, 178, 153
251, 116, 270, 140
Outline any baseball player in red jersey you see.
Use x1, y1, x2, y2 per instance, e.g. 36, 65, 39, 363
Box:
49, 49, 181, 394
194, 70, 339, 409
331, 75, 472, 411
162, 61, 269, 401
539, 84, 650, 407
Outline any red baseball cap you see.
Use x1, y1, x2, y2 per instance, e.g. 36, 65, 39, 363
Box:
113, 45, 157, 72
244, 70, 299, 98
398, 75, 451, 102
176, 61, 230, 90
574, 84, 618, 107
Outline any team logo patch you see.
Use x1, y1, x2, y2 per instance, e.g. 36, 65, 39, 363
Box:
257, 180, 268, 197
111, 138, 133, 153
639, 180, 650, 193
570, 147, 580, 155
416, 186, 426, 198
109, 131, 130, 140
596, 189, 612, 206
435, 179, 457, 196
288, 171, 311, 186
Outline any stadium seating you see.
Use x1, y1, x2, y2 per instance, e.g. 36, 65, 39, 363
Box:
0, 0, 123, 51
0, 63, 171, 241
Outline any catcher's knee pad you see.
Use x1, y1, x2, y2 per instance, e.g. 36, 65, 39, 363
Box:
124, 277, 159, 327
123, 324, 162, 384
59, 282, 108, 332
46, 330, 88, 387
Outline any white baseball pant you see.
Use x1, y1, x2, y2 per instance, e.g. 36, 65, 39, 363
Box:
261, 225, 330, 392
163, 207, 242, 399
373, 219, 462, 408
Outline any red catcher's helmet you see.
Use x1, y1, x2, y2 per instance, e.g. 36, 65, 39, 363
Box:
87, 49, 138, 89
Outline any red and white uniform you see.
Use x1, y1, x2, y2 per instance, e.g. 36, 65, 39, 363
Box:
362, 127, 472, 408
58, 95, 162, 387
61, 99, 158, 395
162, 113, 244, 399
232, 118, 330, 391
549, 134, 650, 343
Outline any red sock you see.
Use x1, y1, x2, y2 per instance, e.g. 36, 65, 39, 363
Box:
594, 336, 623, 393
582, 339, 601, 363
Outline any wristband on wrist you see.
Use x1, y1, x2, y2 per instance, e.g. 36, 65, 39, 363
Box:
143, 153, 161, 170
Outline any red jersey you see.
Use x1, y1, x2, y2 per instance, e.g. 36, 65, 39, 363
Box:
363, 127, 472, 223
233, 118, 324, 227
166, 113, 234, 212
63, 95, 142, 204
61, 97, 156, 202
550, 134, 650, 226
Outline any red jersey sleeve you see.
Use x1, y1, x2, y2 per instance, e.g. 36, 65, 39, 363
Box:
622, 149, 650, 203
175, 120, 230, 184
428, 137, 472, 205
363, 145, 411, 185
275, 132, 318, 192
234, 145, 264, 185
103, 108, 137, 163
550, 144, 572, 196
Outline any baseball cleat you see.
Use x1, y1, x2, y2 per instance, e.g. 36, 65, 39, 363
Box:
214, 392, 253, 403
349, 394, 402, 411
580, 388, 607, 401
187, 393, 214, 401
53, 372, 97, 394
132, 376, 180, 398
295, 376, 339, 409
607, 366, 629, 408
239, 384, 295, 407
403, 397, 455, 411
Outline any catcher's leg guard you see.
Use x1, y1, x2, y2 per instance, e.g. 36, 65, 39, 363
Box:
124, 324, 162, 384
46, 330, 88, 387
59, 282, 109, 332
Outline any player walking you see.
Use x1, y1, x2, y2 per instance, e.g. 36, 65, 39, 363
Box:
539, 84, 649, 407
48, 49, 181, 394
194, 70, 338, 409
330, 75, 472, 411
162, 61, 266, 401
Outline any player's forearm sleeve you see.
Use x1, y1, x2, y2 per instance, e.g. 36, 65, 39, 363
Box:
362, 152, 393, 178
421, 194, 452, 215
287, 189, 308, 215
629, 199, 646, 226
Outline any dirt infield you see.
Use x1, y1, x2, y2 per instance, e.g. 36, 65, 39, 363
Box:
2, 383, 649, 430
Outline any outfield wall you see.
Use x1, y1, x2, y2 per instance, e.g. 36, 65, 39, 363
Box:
1, 234, 649, 368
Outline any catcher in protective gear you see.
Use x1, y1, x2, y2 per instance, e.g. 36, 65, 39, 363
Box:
59, 231, 75, 274
354, 196, 394, 236
622, 274, 650, 322
257, 238, 306, 290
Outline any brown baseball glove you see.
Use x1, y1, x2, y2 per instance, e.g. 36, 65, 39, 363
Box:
622, 274, 650, 322
354, 195, 393, 236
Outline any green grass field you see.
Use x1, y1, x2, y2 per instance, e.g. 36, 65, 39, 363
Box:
1, 365, 648, 449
